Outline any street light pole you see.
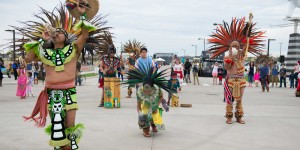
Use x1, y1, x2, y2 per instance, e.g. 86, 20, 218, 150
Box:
279, 43, 282, 56
198, 38, 206, 56
5, 29, 16, 61
267, 39, 276, 57
192, 44, 197, 57
182, 49, 185, 57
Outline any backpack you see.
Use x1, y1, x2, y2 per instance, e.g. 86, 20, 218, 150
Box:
192, 65, 198, 72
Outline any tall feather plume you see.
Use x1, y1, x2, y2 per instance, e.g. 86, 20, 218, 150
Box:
123, 39, 145, 56
207, 17, 265, 58
122, 64, 177, 95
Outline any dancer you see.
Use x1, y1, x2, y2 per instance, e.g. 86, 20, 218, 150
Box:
20, 1, 101, 149
207, 14, 265, 124
123, 64, 176, 137
98, 44, 123, 107
123, 39, 144, 98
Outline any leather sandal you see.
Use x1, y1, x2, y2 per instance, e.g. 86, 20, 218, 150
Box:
237, 118, 245, 124
226, 119, 233, 124
143, 128, 151, 137
151, 125, 158, 133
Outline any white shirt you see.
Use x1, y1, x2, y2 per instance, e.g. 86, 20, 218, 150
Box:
173, 64, 183, 71
212, 65, 218, 73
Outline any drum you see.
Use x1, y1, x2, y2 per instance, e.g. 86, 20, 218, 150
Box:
171, 94, 179, 107
103, 77, 120, 108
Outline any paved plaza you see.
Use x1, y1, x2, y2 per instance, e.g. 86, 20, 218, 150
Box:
0, 76, 299, 150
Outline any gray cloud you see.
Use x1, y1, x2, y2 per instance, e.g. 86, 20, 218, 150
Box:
0, 0, 296, 57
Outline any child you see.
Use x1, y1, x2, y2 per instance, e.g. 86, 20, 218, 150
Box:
218, 65, 224, 85
26, 72, 34, 97
16, 64, 27, 99
289, 71, 295, 88
167, 72, 181, 106
254, 69, 260, 87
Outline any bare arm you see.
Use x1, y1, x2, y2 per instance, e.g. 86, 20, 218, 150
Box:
74, 4, 89, 54
25, 51, 39, 63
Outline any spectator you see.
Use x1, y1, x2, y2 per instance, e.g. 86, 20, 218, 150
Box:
247, 61, 256, 87
184, 58, 192, 83
270, 61, 279, 87
294, 62, 299, 88
6, 63, 12, 78
192, 61, 199, 85
279, 65, 287, 88
289, 71, 295, 88
33, 62, 40, 85
259, 60, 270, 92
75, 61, 82, 86
26, 62, 33, 73
12, 61, 19, 80
218, 65, 224, 85
254, 69, 260, 87
211, 62, 219, 85
0, 61, 4, 87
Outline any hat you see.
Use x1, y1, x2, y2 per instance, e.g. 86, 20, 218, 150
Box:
66, 0, 99, 19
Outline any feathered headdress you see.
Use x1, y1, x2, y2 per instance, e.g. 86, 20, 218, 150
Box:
10, 3, 111, 61
123, 39, 145, 56
122, 65, 177, 95
208, 17, 265, 58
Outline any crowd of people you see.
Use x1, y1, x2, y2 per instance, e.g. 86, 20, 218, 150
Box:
244, 60, 300, 92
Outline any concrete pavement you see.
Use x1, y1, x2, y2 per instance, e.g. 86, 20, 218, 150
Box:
0, 76, 299, 150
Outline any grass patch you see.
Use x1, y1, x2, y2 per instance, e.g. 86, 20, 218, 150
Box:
82, 73, 98, 77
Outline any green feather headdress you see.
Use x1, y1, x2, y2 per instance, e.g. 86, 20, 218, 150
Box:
122, 64, 177, 95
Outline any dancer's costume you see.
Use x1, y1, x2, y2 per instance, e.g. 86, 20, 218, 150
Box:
123, 40, 144, 97
122, 64, 176, 137
208, 14, 265, 120
13, 1, 107, 149
99, 41, 122, 107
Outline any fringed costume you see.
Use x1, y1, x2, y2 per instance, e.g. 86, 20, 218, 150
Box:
208, 14, 265, 124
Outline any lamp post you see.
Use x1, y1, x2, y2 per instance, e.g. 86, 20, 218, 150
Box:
191, 44, 197, 57
182, 49, 185, 57
267, 39, 276, 56
5, 29, 16, 61
279, 43, 282, 56
198, 38, 205, 55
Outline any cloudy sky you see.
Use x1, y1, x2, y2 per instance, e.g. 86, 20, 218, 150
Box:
0, 0, 298, 57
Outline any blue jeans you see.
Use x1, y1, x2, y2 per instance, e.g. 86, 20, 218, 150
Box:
248, 74, 254, 83
118, 72, 123, 81
295, 73, 298, 88
280, 76, 286, 87
290, 79, 295, 88
34, 72, 39, 79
